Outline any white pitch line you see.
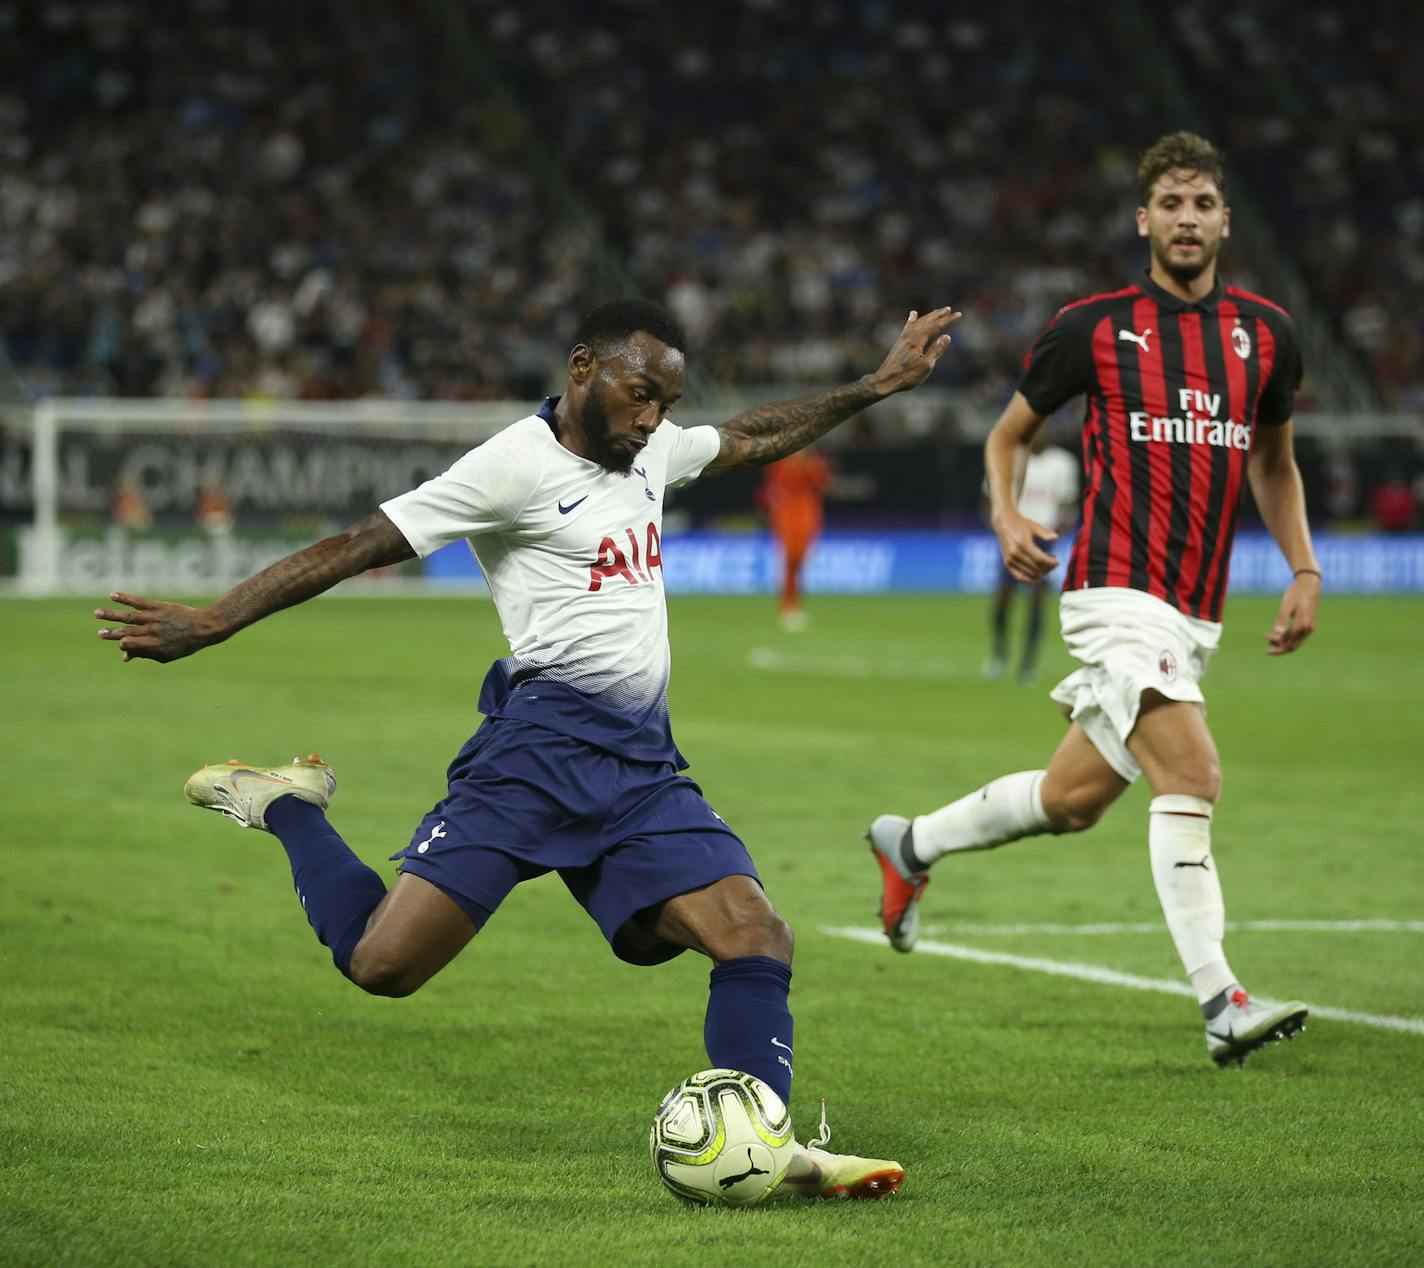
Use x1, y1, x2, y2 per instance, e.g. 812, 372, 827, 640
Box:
822, 926, 1424, 1036
919, 919, 1424, 937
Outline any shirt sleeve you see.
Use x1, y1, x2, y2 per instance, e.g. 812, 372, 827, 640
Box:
660, 421, 722, 488
380, 430, 541, 558
1255, 311, 1303, 427
1017, 307, 1092, 417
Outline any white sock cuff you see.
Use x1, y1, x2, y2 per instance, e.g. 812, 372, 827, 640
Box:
1149, 794, 1214, 820
1027, 771, 1047, 825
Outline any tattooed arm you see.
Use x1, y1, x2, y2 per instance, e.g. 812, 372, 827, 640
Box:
95, 510, 415, 663
701, 308, 961, 474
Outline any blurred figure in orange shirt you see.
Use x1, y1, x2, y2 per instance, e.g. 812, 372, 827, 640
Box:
759, 448, 833, 631
111, 475, 152, 532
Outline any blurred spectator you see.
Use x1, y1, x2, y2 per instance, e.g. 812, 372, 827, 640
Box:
1370, 470, 1417, 533
195, 480, 233, 535
1321, 448, 1360, 524
110, 473, 150, 530
759, 447, 833, 631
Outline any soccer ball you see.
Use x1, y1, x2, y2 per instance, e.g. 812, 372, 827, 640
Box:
649, 1068, 795, 1206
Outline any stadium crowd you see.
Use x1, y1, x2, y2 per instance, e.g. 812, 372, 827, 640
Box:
0, 1, 580, 402
0, 0, 1418, 414
1167, 0, 1424, 409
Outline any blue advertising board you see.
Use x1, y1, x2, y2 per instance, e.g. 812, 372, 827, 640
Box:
423, 531, 1424, 595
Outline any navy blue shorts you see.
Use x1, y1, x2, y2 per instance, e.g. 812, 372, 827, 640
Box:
390, 717, 759, 965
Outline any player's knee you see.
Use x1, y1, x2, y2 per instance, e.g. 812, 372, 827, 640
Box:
1043, 784, 1110, 834
346, 945, 424, 998
761, 912, 794, 963
1164, 764, 1221, 804
712, 906, 794, 964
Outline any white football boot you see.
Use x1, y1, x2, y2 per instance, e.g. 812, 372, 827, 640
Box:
1205, 989, 1308, 1068
866, 814, 930, 953
778, 1100, 904, 1200
184, 755, 335, 831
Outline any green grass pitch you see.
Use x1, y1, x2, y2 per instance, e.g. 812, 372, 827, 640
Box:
3, 592, 1422, 1266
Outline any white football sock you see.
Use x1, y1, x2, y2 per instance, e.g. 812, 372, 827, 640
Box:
1148, 794, 1236, 1004
912, 771, 1050, 866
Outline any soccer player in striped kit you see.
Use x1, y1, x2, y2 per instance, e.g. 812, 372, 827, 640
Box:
869, 132, 1322, 1067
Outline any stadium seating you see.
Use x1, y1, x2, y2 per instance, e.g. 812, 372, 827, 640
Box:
1, 1, 1417, 416
1164, 0, 1424, 409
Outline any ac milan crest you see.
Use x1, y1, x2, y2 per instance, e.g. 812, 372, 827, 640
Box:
1158, 649, 1178, 682
1231, 324, 1251, 360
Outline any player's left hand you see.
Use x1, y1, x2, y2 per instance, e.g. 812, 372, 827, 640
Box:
1265, 572, 1320, 655
868, 308, 963, 396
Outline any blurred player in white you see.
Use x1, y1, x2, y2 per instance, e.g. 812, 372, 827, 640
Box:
97, 298, 960, 1197
984, 432, 1079, 684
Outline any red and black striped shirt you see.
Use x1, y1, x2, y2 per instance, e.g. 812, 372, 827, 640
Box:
1018, 272, 1302, 622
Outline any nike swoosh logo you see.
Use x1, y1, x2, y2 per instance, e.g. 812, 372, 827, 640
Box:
230, 770, 295, 789
770, 1037, 793, 1054
558, 496, 589, 514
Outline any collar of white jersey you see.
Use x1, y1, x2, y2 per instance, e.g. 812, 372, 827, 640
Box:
539, 395, 560, 433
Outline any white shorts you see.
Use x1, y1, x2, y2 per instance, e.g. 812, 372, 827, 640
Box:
1049, 587, 1222, 782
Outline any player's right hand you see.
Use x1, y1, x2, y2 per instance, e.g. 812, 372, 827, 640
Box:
95, 592, 214, 663
993, 510, 1059, 583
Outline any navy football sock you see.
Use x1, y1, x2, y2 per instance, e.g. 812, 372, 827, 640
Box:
704, 956, 794, 1106
265, 795, 386, 978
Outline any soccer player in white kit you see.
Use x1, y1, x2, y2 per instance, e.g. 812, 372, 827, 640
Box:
96, 298, 960, 1197
983, 432, 1079, 684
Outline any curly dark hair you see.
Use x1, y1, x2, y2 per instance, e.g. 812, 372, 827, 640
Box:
573, 298, 687, 357
1137, 131, 1226, 206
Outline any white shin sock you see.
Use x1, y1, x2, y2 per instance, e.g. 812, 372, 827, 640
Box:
1148, 794, 1236, 1004
912, 770, 1051, 866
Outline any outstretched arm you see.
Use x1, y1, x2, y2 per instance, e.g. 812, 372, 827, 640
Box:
1248, 420, 1320, 655
701, 308, 960, 474
95, 509, 416, 663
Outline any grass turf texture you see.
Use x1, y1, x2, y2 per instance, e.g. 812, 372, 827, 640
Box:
3, 593, 1422, 1266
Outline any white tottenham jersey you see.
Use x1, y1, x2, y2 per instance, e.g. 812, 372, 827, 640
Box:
380, 397, 720, 765
1017, 445, 1079, 531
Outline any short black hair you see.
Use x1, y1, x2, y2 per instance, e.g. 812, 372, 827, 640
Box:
573, 298, 687, 357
